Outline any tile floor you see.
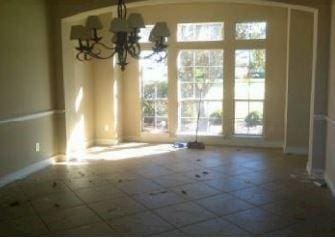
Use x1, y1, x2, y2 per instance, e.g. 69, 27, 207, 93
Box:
0, 143, 335, 236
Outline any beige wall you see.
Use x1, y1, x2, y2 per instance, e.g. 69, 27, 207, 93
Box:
284, 10, 314, 152
62, 19, 95, 157
120, 2, 288, 145
0, 0, 58, 177
325, 0, 335, 194
93, 13, 123, 144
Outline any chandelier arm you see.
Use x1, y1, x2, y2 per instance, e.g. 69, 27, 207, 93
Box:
76, 52, 86, 61
92, 41, 115, 50
88, 50, 117, 60
122, 0, 127, 19
117, 0, 122, 18
127, 43, 141, 59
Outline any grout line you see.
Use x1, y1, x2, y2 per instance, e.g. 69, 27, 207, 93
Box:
54, 181, 117, 235
16, 183, 52, 233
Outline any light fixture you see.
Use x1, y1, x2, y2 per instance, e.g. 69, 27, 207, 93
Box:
70, 0, 170, 71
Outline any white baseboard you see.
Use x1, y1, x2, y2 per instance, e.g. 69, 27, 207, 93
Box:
94, 139, 120, 146
284, 147, 309, 155
0, 155, 62, 188
324, 172, 335, 197
306, 160, 312, 174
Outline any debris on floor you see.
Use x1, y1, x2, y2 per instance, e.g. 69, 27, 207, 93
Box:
290, 171, 328, 188
313, 179, 327, 187
9, 201, 20, 207
118, 179, 123, 183
108, 207, 119, 213
195, 174, 201, 178
149, 191, 168, 196
54, 203, 60, 208
181, 190, 188, 195
196, 159, 202, 162
203, 171, 209, 175
52, 182, 57, 188
293, 213, 307, 221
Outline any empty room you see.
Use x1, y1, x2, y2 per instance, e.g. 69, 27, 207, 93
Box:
0, 0, 334, 237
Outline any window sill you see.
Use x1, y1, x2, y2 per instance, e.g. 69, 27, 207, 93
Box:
176, 132, 224, 137
141, 132, 170, 137
233, 134, 264, 139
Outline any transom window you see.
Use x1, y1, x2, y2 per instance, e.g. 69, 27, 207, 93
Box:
140, 51, 168, 133
178, 50, 224, 135
235, 22, 267, 40
234, 49, 266, 135
177, 22, 224, 42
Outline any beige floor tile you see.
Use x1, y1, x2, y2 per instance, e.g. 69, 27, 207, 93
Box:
136, 165, 175, 178
162, 161, 203, 173
64, 177, 111, 190
74, 184, 126, 203
223, 207, 298, 235
183, 168, 226, 181
209, 164, 253, 176
116, 178, 164, 194
107, 211, 174, 236
153, 173, 197, 188
132, 189, 186, 209
266, 214, 335, 237
0, 200, 35, 221
154, 202, 216, 227
0, 215, 48, 236
19, 180, 69, 198
204, 177, 256, 192
230, 187, 287, 206
171, 182, 221, 200
31, 190, 84, 214
41, 205, 101, 232
154, 229, 186, 236
89, 196, 147, 219
51, 222, 116, 236
102, 171, 144, 183
196, 193, 254, 216
179, 218, 251, 236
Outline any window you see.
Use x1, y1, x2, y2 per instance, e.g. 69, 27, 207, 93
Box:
177, 22, 224, 42
234, 49, 266, 135
138, 25, 154, 43
178, 50, 224, 135
140, 51, 168, 133
235, 22, 267, 40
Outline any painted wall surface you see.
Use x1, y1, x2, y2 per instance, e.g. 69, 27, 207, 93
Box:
0, 0, 58, 177
325, 0, 335, 194
120, 2, 288, 146
284, 10, 313, 152
62, 19, 95, 157
93, 13, 123, 144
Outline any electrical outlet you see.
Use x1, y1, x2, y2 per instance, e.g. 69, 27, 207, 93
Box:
104, 125, 110, 132
35, 143, 40, 152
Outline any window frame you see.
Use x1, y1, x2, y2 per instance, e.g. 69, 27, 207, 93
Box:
139, 50, 169, 134
177, 49, 224, 136
233, 48, 267, 137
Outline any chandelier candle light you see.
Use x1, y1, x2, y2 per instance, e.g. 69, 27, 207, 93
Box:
70, 0, 170, 71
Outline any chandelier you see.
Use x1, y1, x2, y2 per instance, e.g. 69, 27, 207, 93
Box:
70, 0, 170, 71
